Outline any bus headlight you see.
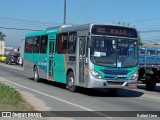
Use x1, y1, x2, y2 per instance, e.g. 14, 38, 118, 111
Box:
129, 72, 138, 80
90, 70, 102, 79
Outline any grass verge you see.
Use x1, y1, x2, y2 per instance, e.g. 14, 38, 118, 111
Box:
0, 83, 35, 111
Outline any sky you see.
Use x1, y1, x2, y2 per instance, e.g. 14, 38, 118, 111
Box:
0, 0, 160, 47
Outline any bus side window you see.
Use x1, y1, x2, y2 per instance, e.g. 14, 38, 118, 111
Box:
33, 36, 40, 53
40, 35, 48, 53
57, 33, 68, 54
25, 37, 33, 53
68, 32, 76, 54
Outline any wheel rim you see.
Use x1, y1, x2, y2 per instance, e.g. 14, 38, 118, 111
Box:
68, 77, 74, 88
34, 71, 38, 80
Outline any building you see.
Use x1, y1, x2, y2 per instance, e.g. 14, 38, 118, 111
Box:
4, 47, 13, 55
0, 39, 5, 55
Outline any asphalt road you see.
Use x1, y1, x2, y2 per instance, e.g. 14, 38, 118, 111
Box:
0, 63, 160, 120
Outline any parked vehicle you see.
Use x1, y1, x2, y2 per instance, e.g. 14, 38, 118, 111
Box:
138, 47, 160, 90
0, 54, 7, 62
5, 51, 20, 65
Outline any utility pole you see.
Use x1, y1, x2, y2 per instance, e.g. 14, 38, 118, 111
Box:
63, 0, 66, 25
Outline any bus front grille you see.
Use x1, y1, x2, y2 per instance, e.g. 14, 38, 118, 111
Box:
104, 76, 127, 80
107, 81, 125, 85
101, 69, 130, 75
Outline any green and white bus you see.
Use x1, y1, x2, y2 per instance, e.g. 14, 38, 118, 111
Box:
24, 23, 138, 92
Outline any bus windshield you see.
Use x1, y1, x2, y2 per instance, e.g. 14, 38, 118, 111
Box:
90, 36, 138, 67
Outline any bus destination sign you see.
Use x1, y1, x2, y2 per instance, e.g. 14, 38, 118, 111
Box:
91, 25, 137, 38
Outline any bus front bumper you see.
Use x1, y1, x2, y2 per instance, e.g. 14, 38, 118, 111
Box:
87, 76, 137, 89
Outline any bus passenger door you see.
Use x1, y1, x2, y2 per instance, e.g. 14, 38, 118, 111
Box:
78, 37, 87, 85
48, 34, 56, 80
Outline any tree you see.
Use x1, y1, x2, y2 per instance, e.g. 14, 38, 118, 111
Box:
0, 31, 6, 40
0, 32, 6, 55
138, 32, 143, 46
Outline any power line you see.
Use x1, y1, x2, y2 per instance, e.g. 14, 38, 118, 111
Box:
1, 16, 160, 33
0, 26, 42, 31
0, 20, 52, 29
129, 17, 160, 23
0, 17, 60, 30
0, 17, 60, 25
139, 30, 160, 33
139, 27, 160, 30
0, 16, 75, 29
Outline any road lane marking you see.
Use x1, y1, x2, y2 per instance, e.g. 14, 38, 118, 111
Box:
0, 77, 93, 111
0, 77, 110, 118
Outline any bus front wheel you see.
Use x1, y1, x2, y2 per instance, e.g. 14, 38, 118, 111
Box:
34, 67, 40, 82
67, 72, 76, 92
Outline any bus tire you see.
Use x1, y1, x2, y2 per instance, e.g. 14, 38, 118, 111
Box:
67, 72, 76, 92
34, 66, 40, 82
146, 82, 156, 90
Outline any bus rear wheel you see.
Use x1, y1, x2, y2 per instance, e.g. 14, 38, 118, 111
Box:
34, 66, 40, 82
67, 72, 76, 92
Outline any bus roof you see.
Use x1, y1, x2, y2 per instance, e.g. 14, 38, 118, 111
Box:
25, 27, 61, 37
25, 23, 137, 37
46, 25, 73, 30
25, 30, 46, 37
61, 23, 137, 33
61, 24, 90, 33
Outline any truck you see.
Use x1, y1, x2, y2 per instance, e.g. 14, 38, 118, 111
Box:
138, 47, 160, 90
